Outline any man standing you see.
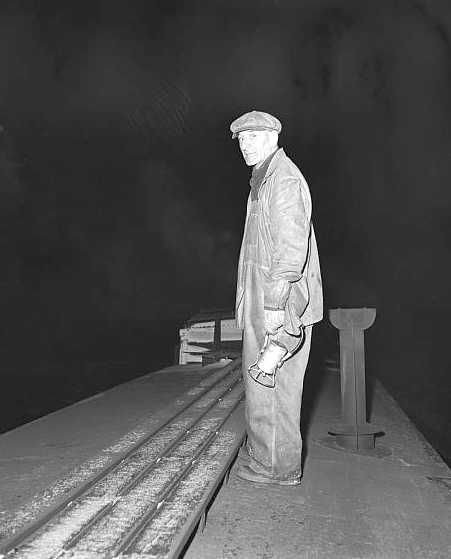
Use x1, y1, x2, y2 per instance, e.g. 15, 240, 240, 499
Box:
231, 110, 323, 486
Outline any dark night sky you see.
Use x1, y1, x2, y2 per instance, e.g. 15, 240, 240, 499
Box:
1, 1, 450, 460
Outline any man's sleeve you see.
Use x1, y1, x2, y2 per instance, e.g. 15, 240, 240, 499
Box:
264, 174, 310, 311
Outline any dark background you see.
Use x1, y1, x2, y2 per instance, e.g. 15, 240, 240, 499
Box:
1, 0, 450, 463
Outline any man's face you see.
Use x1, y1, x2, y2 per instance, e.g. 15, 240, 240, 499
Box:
238, 129, 276, 167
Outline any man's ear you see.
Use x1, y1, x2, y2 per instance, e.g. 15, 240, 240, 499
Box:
268, 130, 279, 148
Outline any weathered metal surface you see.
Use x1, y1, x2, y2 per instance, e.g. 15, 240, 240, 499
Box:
328, 308, 381, 450
0, 359, 245, 559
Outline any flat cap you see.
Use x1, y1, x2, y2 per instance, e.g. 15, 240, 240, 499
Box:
230, 110, 282, 138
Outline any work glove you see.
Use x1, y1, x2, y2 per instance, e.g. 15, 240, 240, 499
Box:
264, 309, 285, 335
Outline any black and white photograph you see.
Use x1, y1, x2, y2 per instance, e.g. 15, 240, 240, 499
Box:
0, 1, 450, 557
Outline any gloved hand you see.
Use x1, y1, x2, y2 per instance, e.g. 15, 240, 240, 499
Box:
264, 309, 285, 335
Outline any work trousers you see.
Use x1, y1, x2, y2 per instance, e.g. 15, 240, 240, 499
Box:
241, 264, 312, 481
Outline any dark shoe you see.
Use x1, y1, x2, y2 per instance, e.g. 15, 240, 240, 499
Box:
236, 464, 301, 486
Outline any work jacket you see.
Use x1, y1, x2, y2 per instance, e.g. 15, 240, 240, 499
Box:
235, 148, 323, 334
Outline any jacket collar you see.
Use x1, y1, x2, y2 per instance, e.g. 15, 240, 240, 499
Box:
249, 148, 285, 201
263, 147, 285, 180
